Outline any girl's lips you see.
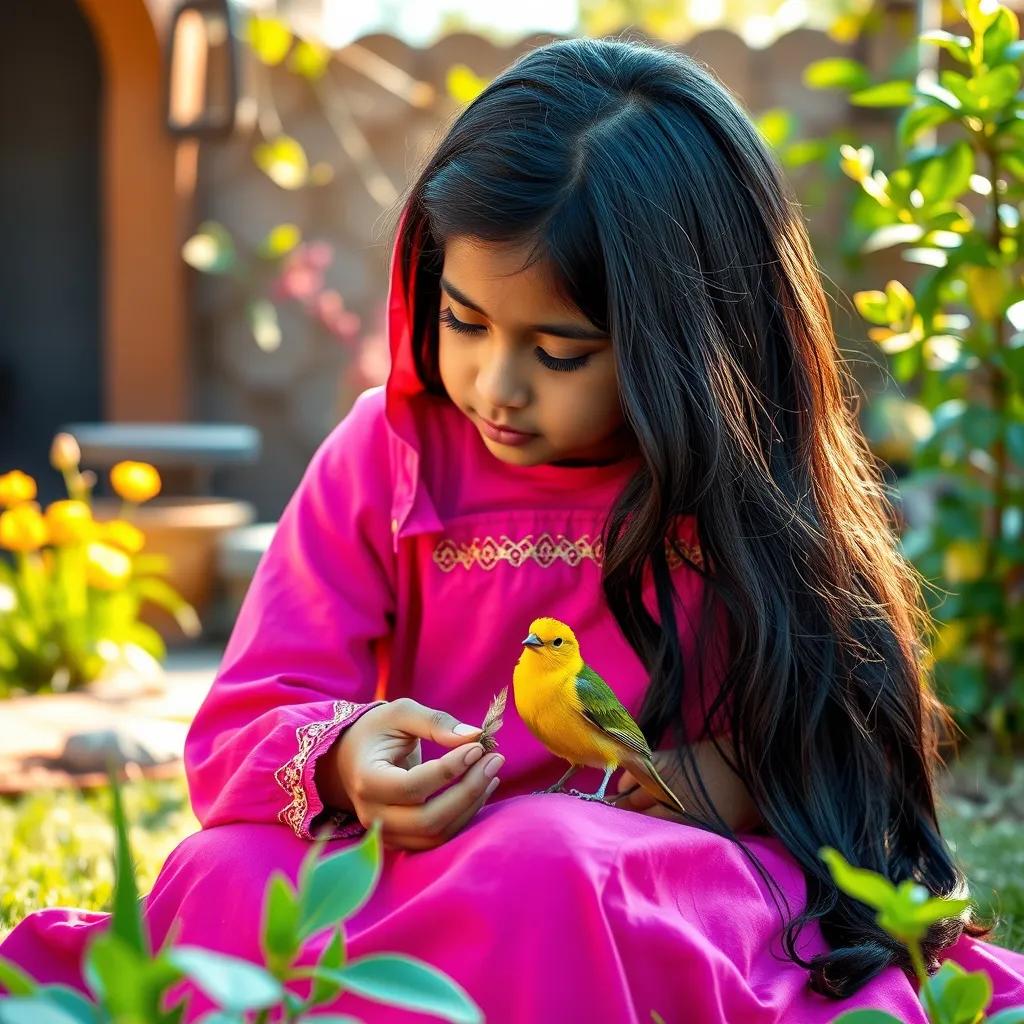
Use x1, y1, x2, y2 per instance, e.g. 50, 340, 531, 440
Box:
478, 416, 537, 446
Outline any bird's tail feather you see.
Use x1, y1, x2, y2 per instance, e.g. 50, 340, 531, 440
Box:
634, 756, 688, 817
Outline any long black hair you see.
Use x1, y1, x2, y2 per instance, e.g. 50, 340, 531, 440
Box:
384, 34, 995, 998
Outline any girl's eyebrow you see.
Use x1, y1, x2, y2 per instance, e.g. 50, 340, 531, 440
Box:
440, 276, 610, 341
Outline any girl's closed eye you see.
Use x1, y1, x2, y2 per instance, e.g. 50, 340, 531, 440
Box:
439, 306, 593, 373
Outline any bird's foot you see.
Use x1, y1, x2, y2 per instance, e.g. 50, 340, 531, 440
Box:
530, 786, 566, 796
568, 789, 614, 804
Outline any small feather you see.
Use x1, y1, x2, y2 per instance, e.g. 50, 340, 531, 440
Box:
479, 686, 508, 753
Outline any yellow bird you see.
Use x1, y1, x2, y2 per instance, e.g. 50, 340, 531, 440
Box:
512, 616, 688, 814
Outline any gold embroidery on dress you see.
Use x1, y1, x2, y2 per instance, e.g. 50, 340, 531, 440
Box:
432, 531, 703, 572
275, 699, 362, 837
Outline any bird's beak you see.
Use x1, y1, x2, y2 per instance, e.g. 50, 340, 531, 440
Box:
521, 633, 543, 648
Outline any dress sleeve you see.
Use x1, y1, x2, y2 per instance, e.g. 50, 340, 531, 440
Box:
184, 388, 394, 840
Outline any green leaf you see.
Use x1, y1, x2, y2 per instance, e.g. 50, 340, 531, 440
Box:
850, 80, 915, 107
1008, 422, 1024, 465
133, 576, 200, 638
181, 221, 236, 274
296, 1017, 362, 1023
262, 872, 301, 973
246, 15, 292, 66
0, 955, 38, 995
827, 1012, 906, 1024
803, 58, 870, 91
913, 141, 974, 205
898, 102, 956, 148
755, 108, 794, 148
259, 223, 302, 259
83, 933, 147, 1015
965, 0, 1000, 41
124, 621, 167, 661
0, 997, 86, 1024
982, 6, 1020, 66
862, 224, 925, 253
916, 78, 962, 112
781, 138, 832, 167
877, 881, 970, 943
108, 768, 149, 957
35, 987, 100, 1024
166, 946, 283, 1013
253, 135, 309, 190
986, 1009, 1024, 1023
970, 64, 1021, 111
309, 927, 347, 1006
854, 290, 891, 325
919, 960, 991, 1024
297, 821, 383, 941
963, 264, 1011, 320
317, 954, 483, 1023
818, 847, 896, 910
919, 29, 972, 64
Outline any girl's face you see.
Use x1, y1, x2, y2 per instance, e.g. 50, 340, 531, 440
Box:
437, 235, 637, 467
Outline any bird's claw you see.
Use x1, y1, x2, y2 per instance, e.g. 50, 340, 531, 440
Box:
568, 788, 614, 804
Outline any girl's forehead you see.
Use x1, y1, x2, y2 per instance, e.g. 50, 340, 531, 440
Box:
441, 236, 589, 323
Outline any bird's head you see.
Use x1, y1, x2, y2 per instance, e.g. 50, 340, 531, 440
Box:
519, 617, 581, 669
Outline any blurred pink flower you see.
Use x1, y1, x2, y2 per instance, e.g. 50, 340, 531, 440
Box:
270, 264, 323, 302
314, 289, 361, 341
300, 241, 335, 271
352, 327, 390, 388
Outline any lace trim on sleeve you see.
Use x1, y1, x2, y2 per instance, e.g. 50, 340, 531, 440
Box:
274, 698, 384, 839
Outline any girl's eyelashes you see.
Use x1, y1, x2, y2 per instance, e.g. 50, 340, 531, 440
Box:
438, 306, 593, 373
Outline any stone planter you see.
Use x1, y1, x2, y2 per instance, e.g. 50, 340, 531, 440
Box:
94, 496, 255, 642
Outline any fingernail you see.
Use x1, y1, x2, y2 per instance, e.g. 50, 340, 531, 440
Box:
463, 744, 483, 766
484, 755, 505, 779
485, 778, 500, 797
454, 723, 481, 735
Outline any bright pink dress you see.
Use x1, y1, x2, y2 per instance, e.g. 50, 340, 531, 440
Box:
4, 219, 1024, 1024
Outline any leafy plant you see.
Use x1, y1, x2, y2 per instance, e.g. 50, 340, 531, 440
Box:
0, 435, 199, 696
807, 0, 1024, 747
822, 845, 1024, 1024
0, 768, 484, 1023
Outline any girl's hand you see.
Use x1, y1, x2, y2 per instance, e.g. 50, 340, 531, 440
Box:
331, 697, 504, 851
613, 751, 686, 822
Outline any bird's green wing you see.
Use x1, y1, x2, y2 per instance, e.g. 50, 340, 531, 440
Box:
574, 664, 653, 760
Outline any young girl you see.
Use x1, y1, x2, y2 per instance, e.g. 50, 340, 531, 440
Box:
4, 35, 1024, 1024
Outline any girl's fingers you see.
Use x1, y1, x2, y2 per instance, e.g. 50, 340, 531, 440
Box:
383, 751, 503, 840
365, 741, 484, 805
381, 697, 484, 750
387, 774, 498, 851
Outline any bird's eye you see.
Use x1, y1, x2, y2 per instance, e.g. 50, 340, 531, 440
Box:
553, 637, 563, 647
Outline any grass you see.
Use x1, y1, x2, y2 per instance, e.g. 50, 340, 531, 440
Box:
2, 758, 1022, 955
1, 776, 196, 943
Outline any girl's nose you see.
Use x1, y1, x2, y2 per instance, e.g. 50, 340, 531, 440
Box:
476, 347, 530, 409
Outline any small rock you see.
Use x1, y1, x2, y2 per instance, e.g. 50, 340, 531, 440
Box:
55, 719, 189, 773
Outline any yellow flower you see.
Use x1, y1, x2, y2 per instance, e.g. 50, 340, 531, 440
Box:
45, 500, 95, 545
49, 432, 82, 473
102, 519, 145, 554
110, 461, 161, 504
0, 470, 38, 508
0, 503, 48, 552
85, 542, 133, 590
